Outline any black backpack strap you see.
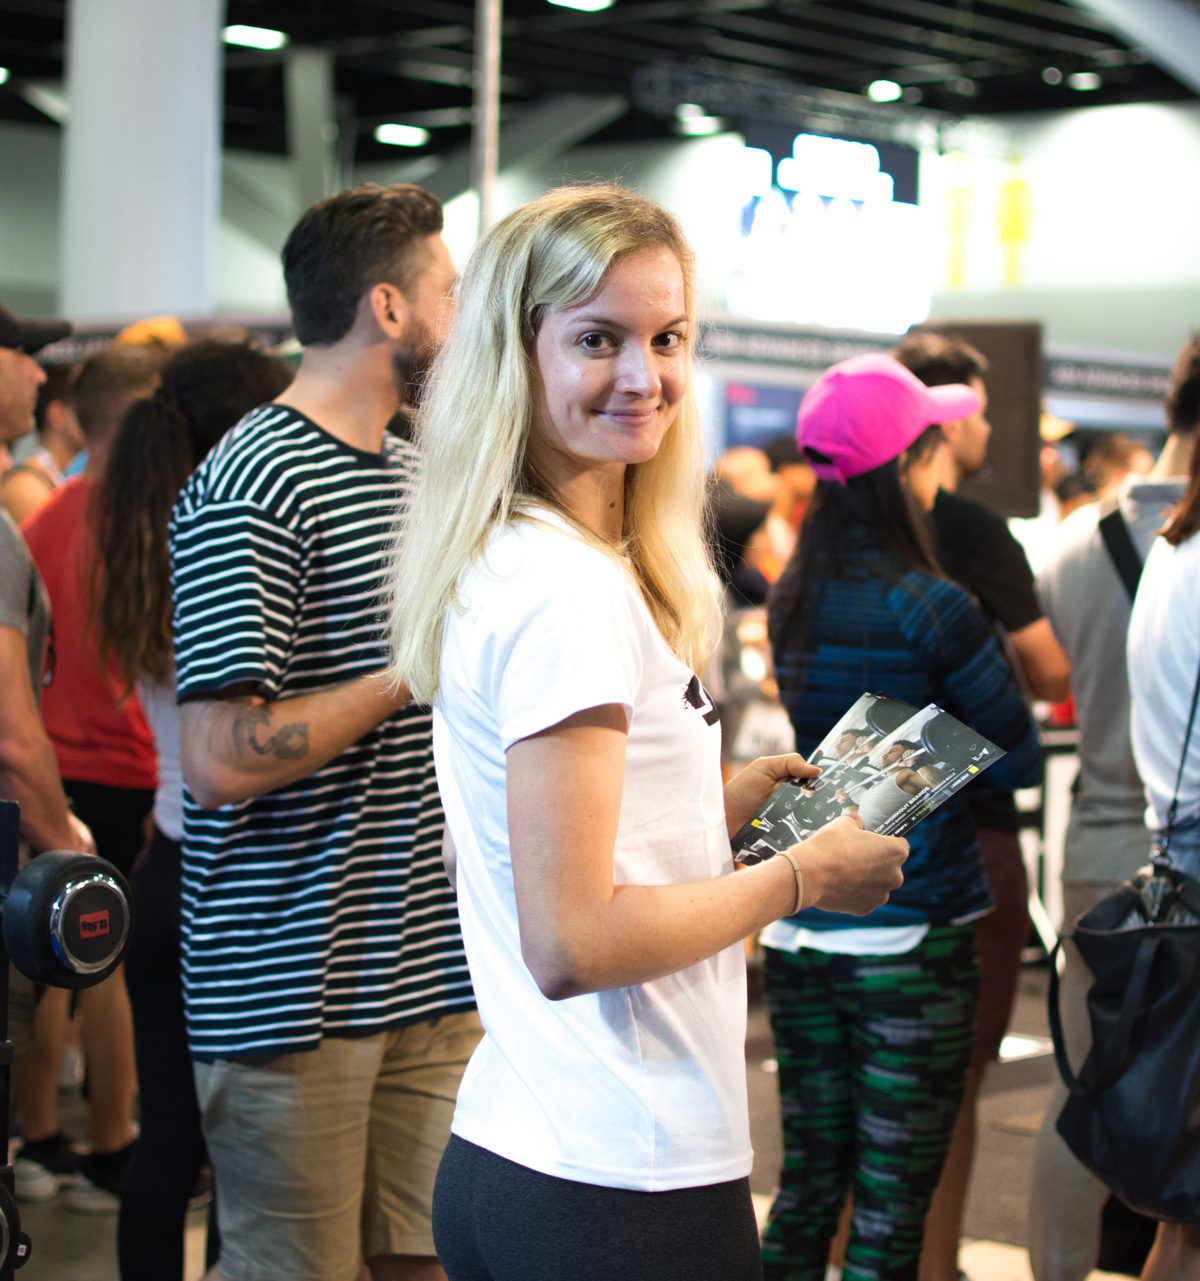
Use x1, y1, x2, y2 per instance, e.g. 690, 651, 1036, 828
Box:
1161, 643, 1200, 856
1047, 938, 1084, 1093
1098, 507, 1143, 601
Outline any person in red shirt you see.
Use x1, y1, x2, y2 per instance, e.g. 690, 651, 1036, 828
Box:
20, 344, 163, 1212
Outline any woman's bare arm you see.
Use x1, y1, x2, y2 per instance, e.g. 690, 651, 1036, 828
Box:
506, 705, 907, 1000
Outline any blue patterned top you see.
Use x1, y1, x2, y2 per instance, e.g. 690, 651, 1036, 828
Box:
770, 548, 1043, 928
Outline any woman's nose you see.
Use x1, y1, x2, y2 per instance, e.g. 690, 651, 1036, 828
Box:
615, 343, 661, 396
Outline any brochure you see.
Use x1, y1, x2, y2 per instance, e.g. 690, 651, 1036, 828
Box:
731, 692, 1006, 864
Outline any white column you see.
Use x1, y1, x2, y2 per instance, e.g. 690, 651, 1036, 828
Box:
59, 0, 224, 320
286, 46, 341, 212
471, 0, 502, 234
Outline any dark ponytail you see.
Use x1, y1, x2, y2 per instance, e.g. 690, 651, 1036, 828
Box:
768, 459, 942, 706
91, 339, 292, 689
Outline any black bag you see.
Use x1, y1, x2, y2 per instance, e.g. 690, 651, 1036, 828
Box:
1048, 860, 1200, 1222
1048, 646, 1200, 1223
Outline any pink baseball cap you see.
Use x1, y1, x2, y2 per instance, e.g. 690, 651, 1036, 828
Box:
796, 353, 981, 485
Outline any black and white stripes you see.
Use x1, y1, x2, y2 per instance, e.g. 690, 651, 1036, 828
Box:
170, 405, 473, 1060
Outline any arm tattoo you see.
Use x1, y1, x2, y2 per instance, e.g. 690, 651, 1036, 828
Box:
231, 704, 310, 761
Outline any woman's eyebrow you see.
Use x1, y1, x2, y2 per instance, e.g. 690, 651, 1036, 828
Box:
565, 312, 689, 328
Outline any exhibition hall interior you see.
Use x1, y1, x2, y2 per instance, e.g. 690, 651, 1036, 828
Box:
1, 0, 1198, 1278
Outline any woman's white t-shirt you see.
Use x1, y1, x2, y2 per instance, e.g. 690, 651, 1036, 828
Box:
433, 512, 751, 1192
1128, 532, 1200, 830
137, 672, 183, 842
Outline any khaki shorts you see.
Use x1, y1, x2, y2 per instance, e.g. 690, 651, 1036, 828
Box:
194, 1009, 482, 1281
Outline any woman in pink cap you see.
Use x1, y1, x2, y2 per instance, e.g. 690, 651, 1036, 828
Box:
761, 354, 1043, 1281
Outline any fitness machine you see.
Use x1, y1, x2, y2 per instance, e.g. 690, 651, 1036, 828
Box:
0, 799, 132, 1277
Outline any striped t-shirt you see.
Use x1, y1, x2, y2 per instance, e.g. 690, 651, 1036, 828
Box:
169, 404, 473, 1061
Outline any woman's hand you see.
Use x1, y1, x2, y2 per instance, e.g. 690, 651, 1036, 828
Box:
794, 815, 908, 914
724, 752, 819, 837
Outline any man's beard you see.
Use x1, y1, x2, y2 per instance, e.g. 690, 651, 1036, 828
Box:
393, 322, 439, 412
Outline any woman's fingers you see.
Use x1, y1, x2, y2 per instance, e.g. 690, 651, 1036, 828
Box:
797, 817, 907, 915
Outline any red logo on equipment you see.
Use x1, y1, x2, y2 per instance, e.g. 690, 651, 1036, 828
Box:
79, 910, 111, 939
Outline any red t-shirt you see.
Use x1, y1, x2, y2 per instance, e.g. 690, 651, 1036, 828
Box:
21, 477, 157, 789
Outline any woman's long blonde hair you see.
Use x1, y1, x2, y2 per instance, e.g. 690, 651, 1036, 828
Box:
388, 183, 721, 703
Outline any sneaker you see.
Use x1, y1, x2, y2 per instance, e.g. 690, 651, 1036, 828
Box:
13, 1133, 80, 1202
64, 1140, 134, 1214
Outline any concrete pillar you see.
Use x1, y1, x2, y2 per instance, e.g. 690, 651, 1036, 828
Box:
60, 0, 223, 319
285, 46, 341, 212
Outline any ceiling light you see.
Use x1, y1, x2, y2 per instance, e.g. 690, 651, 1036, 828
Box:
952, 77, 978, 97
675, 103, 706, 120
677, 115, 723, 137
547, 0, 614, 10
1042, 66, 1064, 85
1068, 71, 1102, 91
867, 79, 902, 103
374, 123, 431, 148
222, 24, 289, 51
0, 67, 9, 86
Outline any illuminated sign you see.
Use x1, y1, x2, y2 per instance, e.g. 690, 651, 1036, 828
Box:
728, 133, 934, 335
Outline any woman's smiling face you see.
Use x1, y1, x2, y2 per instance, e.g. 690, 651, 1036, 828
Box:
529, 245, 689, 489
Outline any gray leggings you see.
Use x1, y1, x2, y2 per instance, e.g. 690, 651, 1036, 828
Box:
433, 1134, 763, 1281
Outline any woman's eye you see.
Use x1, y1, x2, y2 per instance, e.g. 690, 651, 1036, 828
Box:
654, 331, 685, 350
579, 333, 610, 351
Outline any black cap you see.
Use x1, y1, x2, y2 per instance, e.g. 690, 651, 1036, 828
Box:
0, 302, 71, 355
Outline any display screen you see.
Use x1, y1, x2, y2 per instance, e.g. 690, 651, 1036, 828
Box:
728, 129, 932, 335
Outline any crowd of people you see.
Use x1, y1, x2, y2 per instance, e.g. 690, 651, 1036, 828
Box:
0, 178, 1196, 1281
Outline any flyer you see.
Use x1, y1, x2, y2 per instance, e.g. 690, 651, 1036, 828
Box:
731, 692, 1007, 864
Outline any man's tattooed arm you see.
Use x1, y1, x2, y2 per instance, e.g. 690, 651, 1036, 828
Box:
231, 703, 310, 762
180, 673, 410, 810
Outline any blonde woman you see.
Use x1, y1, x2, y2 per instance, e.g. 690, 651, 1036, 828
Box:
389, 184, 907, 1281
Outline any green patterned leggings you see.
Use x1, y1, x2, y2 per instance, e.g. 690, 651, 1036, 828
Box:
761, 924, 979, 1281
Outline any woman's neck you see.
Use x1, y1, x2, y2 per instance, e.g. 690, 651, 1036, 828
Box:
535, 456, 626, 544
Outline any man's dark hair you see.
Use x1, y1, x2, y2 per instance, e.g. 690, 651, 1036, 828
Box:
764, 432, 803, 472
905, 422, 944, 467
892, 334, 989, 465
282, 183, 444, 346
892, 331, 988, 390
34, 361, 75, 432
1165, 333, 1200, 436
69, 347, 165, 441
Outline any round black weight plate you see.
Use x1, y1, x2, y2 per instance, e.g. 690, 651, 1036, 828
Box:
864, 696, 918, 740
3, 852, 132, 989
920, 711, 989, 761
50, 872, 130, 977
